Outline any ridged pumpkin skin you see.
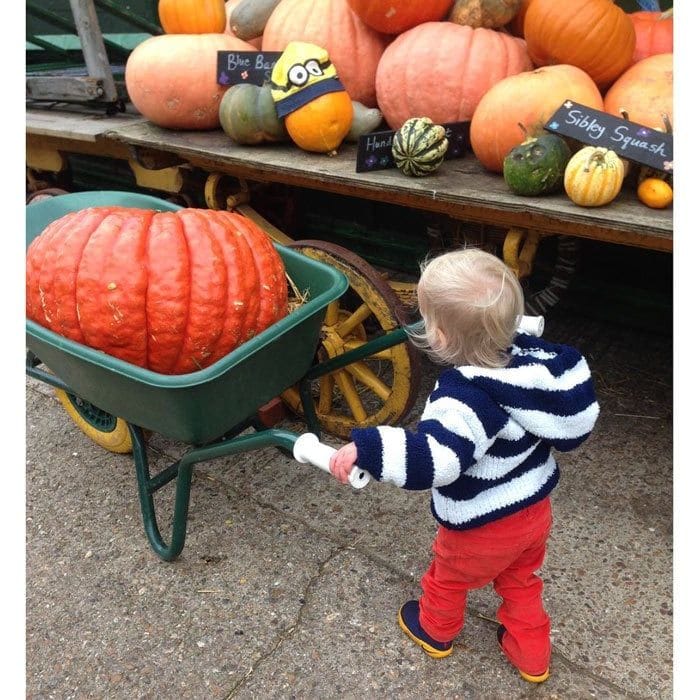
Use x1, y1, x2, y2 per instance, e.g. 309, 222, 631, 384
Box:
470, 64, 603, 173
26, 207, 288, 375
603, 53, 673, 131
563, 147, 625, 207
158, 0, 226, 33
262, 0, 388, 107
284, 91, 354, 154
376, 22, 532, 130
125, 34, 256, 130
524, 0, 635, 88
629, 11, 673, 64
347, 0, 453, 34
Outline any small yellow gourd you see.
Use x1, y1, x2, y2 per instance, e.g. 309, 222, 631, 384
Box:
564, 146, 625, 207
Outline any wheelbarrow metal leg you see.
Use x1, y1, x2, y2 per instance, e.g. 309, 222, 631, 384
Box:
129, 423, 193, 561
129, 425, 300, 561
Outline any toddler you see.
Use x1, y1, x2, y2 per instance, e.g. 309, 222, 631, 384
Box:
329, 248, 599, 682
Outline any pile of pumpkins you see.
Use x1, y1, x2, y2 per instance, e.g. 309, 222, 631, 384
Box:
125, 0, 673, 208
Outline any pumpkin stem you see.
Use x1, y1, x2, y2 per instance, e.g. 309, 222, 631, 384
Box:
585, 149, 606, 171
517, 122, 528, 139
661, 112, 673, 134
660, 8, 673, 20
619, 109, 629, 121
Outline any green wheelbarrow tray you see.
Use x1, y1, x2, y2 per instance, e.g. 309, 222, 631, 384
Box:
25, 191, 352, 560
26, 192, 348, 445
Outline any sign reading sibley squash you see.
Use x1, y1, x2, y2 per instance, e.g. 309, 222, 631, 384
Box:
544, 100, 673, 174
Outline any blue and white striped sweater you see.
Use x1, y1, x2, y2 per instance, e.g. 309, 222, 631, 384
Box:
350, 333, 600, 530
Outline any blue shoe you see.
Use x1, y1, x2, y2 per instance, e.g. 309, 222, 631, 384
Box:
497, 624, 550, 683
398, 600, 453, 658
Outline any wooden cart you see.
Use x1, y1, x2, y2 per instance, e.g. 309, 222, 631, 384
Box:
26, 106, 673, 438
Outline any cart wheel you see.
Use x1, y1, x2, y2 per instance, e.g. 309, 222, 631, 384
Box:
282, 240, 422, 439
54, 389, 133, 454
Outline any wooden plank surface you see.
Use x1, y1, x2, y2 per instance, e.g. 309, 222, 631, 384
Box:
26, 107, 146, 142
27, 109, 673, 251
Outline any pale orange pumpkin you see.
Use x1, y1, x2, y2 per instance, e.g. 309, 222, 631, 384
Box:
346, 0, 453, 34
603, 52, 673, 131
375, 22, 532, 130
125, 33, 257, 130
524, 0, 635, 88
262, 0, 388, 107
470, 64, 604, 173
629, 10, 673, 64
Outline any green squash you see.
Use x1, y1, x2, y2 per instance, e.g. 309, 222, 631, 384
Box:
503, 133, 572, 196
392, 117, 449, 177
218, 83, 289, 146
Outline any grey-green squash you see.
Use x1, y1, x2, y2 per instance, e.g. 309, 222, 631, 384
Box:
228, 0, 282, 41
392, 117, 449, 177
345, 101, 384, 143
218, 83, 289, 145
502, 133, 571, 196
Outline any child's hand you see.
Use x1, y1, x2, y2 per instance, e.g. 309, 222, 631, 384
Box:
329, 442, 359, 485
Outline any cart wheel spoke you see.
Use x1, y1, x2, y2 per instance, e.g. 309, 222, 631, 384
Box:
344, 361, 391, 401
284, 240, 422, 439
336, 303, 372, 338
318, 374, 334, 415
325, 299, 340, 326
333, 370, 368, 423
342, 339, 394, 361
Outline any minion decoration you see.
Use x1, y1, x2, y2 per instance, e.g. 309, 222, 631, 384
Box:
270, 41, 353, 155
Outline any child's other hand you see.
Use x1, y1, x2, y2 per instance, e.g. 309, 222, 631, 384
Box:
329, 442, 358, 485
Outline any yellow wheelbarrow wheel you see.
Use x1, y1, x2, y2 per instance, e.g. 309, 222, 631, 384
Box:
282, 240, 422, 439
54, 389, 133, 454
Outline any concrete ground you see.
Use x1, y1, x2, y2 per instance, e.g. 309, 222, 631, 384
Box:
25, 307, 673, 699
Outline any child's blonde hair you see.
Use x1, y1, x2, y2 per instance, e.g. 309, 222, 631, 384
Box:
407, 247, 524, 368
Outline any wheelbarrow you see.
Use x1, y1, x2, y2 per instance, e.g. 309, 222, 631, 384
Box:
26, 191, 403, 561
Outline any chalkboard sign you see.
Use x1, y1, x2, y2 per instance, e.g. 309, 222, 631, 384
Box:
544, 100, 673, 173
217, 51, 282, 86
356, 121, 469, 173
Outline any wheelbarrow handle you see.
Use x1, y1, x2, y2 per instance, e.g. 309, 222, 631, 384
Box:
293, 433, 371, 490
517, 315, 545, 337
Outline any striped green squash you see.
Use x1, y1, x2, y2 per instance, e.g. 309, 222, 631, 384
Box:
392, 117, 449, 177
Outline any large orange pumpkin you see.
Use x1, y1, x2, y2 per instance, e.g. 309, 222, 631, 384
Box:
629, 10, 673, 64
125, 33, 256, 130
524, 0, 635, 88
262, 0, 388, 107
346, 0, 453, 34
375, 22, 532, 130
603, 53, 673, 131
158, 0, 226, 33
26, 207, 288, 375
470, 64, 604, 173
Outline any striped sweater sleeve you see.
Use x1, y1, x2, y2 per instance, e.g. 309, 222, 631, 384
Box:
350, 375, 508, 490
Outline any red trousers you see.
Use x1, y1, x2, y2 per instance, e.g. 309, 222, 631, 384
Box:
419, 497, 553, 675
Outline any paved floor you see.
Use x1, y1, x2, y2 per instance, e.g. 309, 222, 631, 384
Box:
26, 307, 673, 699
